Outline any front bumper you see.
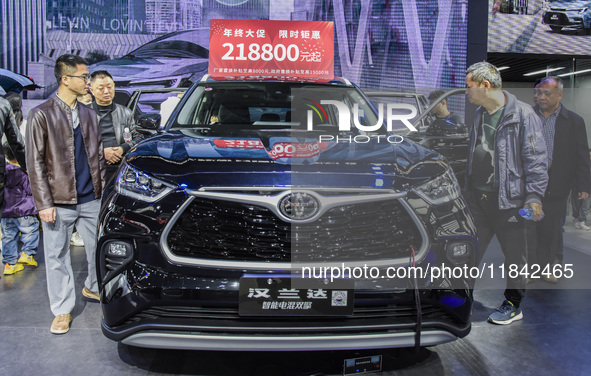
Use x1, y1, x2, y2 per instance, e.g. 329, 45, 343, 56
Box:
99, 259, 472, 350
117, 330, 459, 351
98, 188, 476, 350
543, 11, 587, 29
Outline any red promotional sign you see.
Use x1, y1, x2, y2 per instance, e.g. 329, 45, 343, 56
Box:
209, 19, 334, 82
213, 139, 264, 149
267, 142, 321, 159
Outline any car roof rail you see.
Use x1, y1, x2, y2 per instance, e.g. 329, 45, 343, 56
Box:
330, 77, 352, 85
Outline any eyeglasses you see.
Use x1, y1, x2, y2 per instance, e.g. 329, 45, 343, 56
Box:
66, 74, 90, 82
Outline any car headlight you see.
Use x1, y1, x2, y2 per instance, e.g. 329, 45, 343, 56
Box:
115, 163, 175, 202
413, 169, 460, 205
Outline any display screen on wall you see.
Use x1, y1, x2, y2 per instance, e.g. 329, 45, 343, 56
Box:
1, 0, 468, 99
488, 0, 591, 55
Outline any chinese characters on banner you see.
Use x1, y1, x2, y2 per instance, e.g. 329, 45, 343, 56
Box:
209, 19, 334, 81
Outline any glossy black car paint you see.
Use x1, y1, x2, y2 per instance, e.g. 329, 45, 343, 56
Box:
97, 79, 477, 350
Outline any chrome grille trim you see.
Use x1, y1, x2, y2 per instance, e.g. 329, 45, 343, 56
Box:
159, 187, 429, 270
187, 187, 404, 223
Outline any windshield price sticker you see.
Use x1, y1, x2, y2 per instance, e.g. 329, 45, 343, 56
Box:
238, 277, 353, 316
267, 142, 321, 159
213, 139, 265, 149
214, 139, 330, 160
209, 19, 334, 81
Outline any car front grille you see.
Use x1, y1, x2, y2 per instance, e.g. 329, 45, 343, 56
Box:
544, 12, 569, 24
166, 196, 421, 263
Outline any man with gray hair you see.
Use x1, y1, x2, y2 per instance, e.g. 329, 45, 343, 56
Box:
465, 62, 548, 324
531, 76, 590, 282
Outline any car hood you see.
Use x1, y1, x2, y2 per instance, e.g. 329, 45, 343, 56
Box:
90, 56, 208, 82
126, 131, 448, 191
549, 1, 591, 9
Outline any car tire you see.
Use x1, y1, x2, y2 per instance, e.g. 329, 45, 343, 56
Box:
550, 26, 562, 33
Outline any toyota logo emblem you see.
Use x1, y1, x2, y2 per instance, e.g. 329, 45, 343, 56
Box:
279, 192, 319, 220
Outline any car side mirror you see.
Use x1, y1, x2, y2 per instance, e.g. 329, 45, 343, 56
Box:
137, 114, 161, 135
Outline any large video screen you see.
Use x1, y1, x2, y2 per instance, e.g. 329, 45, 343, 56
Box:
488, 0, 591, 54
1, 0, 468, 100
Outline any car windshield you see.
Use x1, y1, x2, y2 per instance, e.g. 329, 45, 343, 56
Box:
367, 93, 427, 135
133, 91, 185, 119
172, 82, 386, 137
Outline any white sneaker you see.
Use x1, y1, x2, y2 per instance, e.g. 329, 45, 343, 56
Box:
70, 231, 84, 246
574, 221, 582, 229
579, 222, 591, 231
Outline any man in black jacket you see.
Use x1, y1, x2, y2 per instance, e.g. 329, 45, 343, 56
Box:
89, 70, 138, 183
532, 76, 590, 282
0, 95, 28, 277
0, 96, 27, 213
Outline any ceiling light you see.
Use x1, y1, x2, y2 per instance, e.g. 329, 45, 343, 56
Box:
523, 67, 565, 76
497, 66, 510, 71
558, 69, 591, 77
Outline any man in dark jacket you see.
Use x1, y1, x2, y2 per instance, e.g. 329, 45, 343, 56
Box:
0, 96, 27, 279
428, 89, 464, 125
89, 70, 138, 183
26, 54, 106, 335
0, 96, 27, 217
465, 62, 548, 325
532, 76, 590, 282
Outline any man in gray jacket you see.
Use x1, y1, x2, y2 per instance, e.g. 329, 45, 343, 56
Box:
89, 70, 138, 183
465, 62, 548, 325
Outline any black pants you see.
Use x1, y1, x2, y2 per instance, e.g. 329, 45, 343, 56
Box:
515, 0, 528, 14
466, 189, 532, 307
530, 196, 568, 267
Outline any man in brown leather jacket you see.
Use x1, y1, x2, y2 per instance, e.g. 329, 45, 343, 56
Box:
26, 54, 106, 334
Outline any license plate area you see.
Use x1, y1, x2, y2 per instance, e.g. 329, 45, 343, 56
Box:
343, 355, 382, 374
239, 276, 354, 316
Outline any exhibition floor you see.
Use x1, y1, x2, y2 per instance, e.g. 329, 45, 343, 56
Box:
1, 227, 590, 376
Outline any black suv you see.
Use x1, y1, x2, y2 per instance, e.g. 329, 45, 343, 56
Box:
97, 76, 477, 351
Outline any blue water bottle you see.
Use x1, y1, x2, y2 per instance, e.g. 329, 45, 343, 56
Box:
519, 206, 544, 221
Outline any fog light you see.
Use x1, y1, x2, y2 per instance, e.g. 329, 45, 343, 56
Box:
100, 240, 135, 287
108, 243, 128, 257
445, 240, 473, 265
451, 244, 468, 257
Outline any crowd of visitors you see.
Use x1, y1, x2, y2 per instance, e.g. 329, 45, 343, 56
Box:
1, 56, 590, 333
